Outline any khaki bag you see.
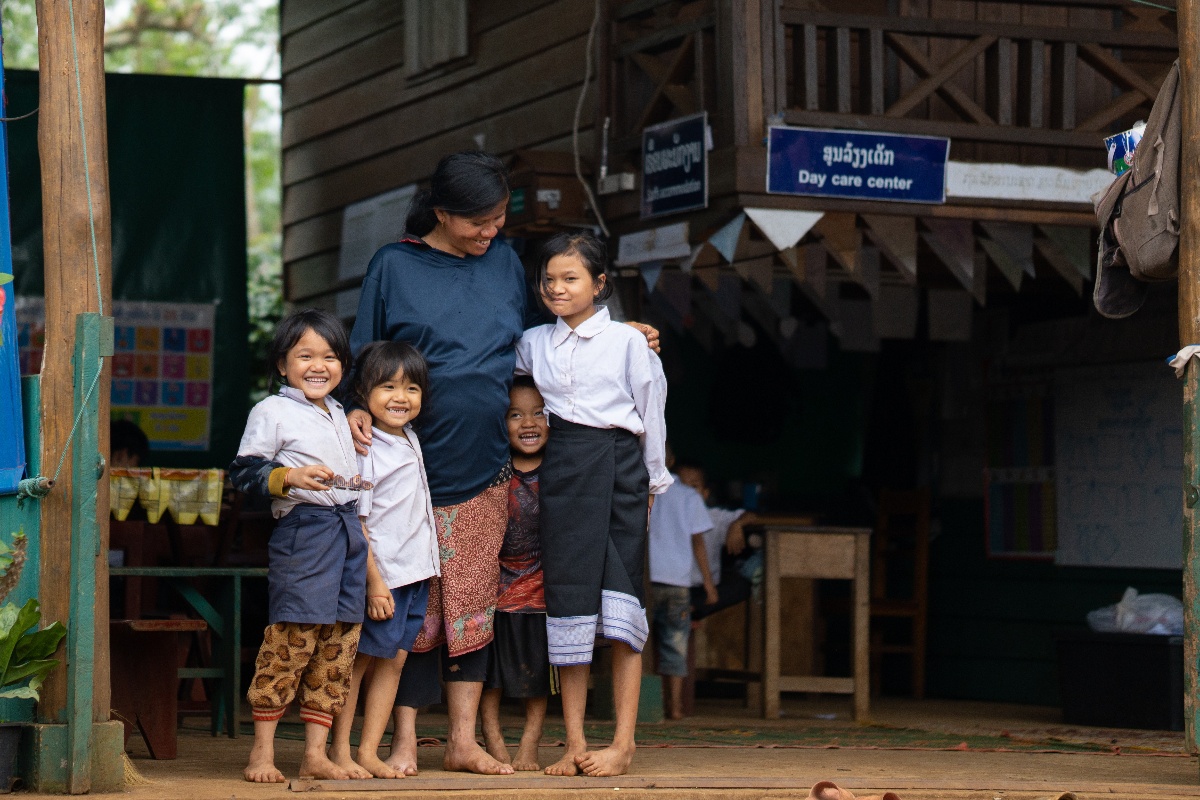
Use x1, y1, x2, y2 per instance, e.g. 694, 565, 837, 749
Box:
1093, 59, 1181, 319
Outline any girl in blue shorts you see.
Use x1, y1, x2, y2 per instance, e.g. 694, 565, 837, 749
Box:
329, 341, 441, 779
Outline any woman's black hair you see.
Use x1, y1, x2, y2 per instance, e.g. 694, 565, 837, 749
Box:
268, 308, 352, 392
354, 340, 430, 408
537, 231, 614, 302
405, 151, 510, 236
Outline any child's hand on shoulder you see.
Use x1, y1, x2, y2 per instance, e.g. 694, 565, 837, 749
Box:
286, 464, 335, 491
367, 591, 395, 621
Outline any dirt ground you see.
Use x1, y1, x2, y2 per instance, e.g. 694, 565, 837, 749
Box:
14, 697, 1200, 799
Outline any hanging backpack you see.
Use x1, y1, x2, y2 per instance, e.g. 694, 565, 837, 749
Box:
1093, 59, 1181, 319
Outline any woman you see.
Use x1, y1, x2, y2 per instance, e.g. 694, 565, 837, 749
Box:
344, 151, 657, 777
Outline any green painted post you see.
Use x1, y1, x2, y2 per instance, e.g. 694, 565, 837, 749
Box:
65, 313, 111, 794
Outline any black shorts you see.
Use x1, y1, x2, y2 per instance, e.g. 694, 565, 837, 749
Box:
393, 643, 491, 709
484, 611, 557, 698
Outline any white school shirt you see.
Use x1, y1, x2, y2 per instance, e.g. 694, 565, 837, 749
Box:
689, 507, 746, 587
236, 386, 359, 518
514, 305, 673, 494
649, 477, 714, 586
357, 426, 441, 588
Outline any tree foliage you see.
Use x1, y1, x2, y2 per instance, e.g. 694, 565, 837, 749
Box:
2, 0, 282, 399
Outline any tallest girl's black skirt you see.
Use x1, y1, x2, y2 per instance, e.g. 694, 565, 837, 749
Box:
538, 415, 650, 667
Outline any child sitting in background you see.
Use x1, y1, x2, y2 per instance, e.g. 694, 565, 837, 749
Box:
675, 461, 757, 620
480, 376, 556, 771
648, 448, 716, 720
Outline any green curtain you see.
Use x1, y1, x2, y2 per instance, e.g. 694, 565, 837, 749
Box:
7, 70, 250, 468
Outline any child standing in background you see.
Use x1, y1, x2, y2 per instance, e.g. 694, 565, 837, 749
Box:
480, 376, 556, 771
516, 232, 671, 778
329, 341, 440, 779
229, 309, 368, 783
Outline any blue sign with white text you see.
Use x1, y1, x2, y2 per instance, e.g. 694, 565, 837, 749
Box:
767, 126, 949, 204
642, 112, 708, 219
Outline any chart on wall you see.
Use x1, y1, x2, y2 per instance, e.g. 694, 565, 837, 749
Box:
1054, 361, 1182, 569
16, 298, 215, 451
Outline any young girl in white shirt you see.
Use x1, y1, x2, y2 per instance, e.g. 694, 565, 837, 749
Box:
515, 232, 671, 778
328, 340, 441, 779
229, 308, 368, 784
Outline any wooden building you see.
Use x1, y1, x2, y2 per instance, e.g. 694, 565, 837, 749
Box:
280, 1, 1181, 708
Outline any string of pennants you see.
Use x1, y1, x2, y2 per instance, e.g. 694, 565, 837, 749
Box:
616, 209, 1093, 363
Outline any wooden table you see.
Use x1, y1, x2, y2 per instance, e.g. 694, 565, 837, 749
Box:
109, 566, 268, 739
754, 519, 871, 721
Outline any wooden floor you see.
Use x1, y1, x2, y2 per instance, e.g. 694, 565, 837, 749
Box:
28, 696, 1199, 799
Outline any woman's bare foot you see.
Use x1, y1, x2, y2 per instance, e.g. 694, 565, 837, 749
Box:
244, 740, 286, 783
355, 751, 400, 778
483, 729, 511, 765
298, 751, 353, 780
444, 737, 515, 774
544, 745, 585, 776
575, 743, 635, 777
511, 738, 541, 771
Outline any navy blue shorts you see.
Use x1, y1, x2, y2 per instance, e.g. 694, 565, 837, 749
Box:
358, 580, 431, 659
268, 502, 366, 625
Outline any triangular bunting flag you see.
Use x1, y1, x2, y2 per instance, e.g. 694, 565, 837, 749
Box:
921, 219, 976, 295
734, 257, 774, 293
979, 237, 1025, 291
707, 213, 746, 263
1039, 224, 1093, 279
979, 222, 1034, 278
640, 261, 664, 293
693, 266, 720, 292
744, 207, 825, 251
862, 214, 918, 282
680, 243, 705, 272
814, 213, 861, 276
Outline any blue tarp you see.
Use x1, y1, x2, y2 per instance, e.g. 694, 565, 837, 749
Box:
0, 50, 25, 495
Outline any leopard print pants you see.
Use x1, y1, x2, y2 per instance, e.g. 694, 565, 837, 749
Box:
247, 621, 361, 728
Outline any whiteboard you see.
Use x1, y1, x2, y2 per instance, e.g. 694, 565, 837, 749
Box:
338, 184, 417, 282
1054, 361, 1183, 569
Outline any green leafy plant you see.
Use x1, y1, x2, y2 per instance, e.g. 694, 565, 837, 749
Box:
0, 599, 65, 701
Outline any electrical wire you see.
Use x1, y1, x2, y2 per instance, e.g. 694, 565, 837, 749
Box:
1126, 0, 1175, 10
573, 0, 610, 238
0, 106, 37, 122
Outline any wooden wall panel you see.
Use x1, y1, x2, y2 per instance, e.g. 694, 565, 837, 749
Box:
281, 0, 363, 37
285, 35, 591, 184
282, 26, 405, 112
282, 0, 595, 148
282, 0, 404, 74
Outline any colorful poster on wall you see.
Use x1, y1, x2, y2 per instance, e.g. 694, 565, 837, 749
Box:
16, 298, 216, 451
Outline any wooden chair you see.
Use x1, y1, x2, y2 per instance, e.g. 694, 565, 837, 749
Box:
869, 489, 931, 698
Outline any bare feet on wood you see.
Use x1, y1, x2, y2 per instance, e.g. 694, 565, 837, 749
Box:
244, 741, 286, 783
385, 733, 419, 776
575, 743, 635, 777
443, 737, 515, 775
511, 738, 541, 771
298, 751, 353, 780
327, 743, 371, 779
483, 730, 511, 765
544, 744, 585, 776
355, 751, 401, 779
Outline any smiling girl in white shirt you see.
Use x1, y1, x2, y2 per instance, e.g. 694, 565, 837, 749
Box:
514, 232, 670, 778
328, 340, 441, 780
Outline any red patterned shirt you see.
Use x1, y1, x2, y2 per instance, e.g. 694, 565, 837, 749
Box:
496, 466, 544, 612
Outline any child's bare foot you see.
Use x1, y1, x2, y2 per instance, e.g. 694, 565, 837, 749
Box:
544, 745, 585, 776
512, 738, 541, 771
355, 751, 400, 778
299, 751, 353, 780
385, 738, 419, 776
328, 743, 372, 779
444, 737, 515, 774
483, 730, 511, 765
575, 743, 635, 777
244, 741, 286, 783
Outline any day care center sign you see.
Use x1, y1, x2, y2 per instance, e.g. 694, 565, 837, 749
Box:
767, 126, 949, 204
17, 298, 215, 451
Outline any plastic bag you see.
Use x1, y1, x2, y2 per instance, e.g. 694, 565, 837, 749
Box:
1086, 587, 1183, 635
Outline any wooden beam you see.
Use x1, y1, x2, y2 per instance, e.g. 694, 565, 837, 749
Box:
887, 35, 997, 120
886, 32, 995, 124
1177, 0, 1200, 759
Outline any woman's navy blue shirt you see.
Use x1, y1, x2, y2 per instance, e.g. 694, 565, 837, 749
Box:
349, 237, 543, 507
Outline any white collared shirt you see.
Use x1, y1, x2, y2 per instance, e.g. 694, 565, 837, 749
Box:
649, 477, 713, 586
515, 306, 672, 494
236, 386, 360, 518
357, 426, 441, 588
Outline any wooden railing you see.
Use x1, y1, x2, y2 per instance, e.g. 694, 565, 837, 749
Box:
779, 7, 1177, 153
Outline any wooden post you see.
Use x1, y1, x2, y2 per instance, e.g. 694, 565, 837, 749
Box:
34, 0, 113, 737
1178, 0, 1200, 759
